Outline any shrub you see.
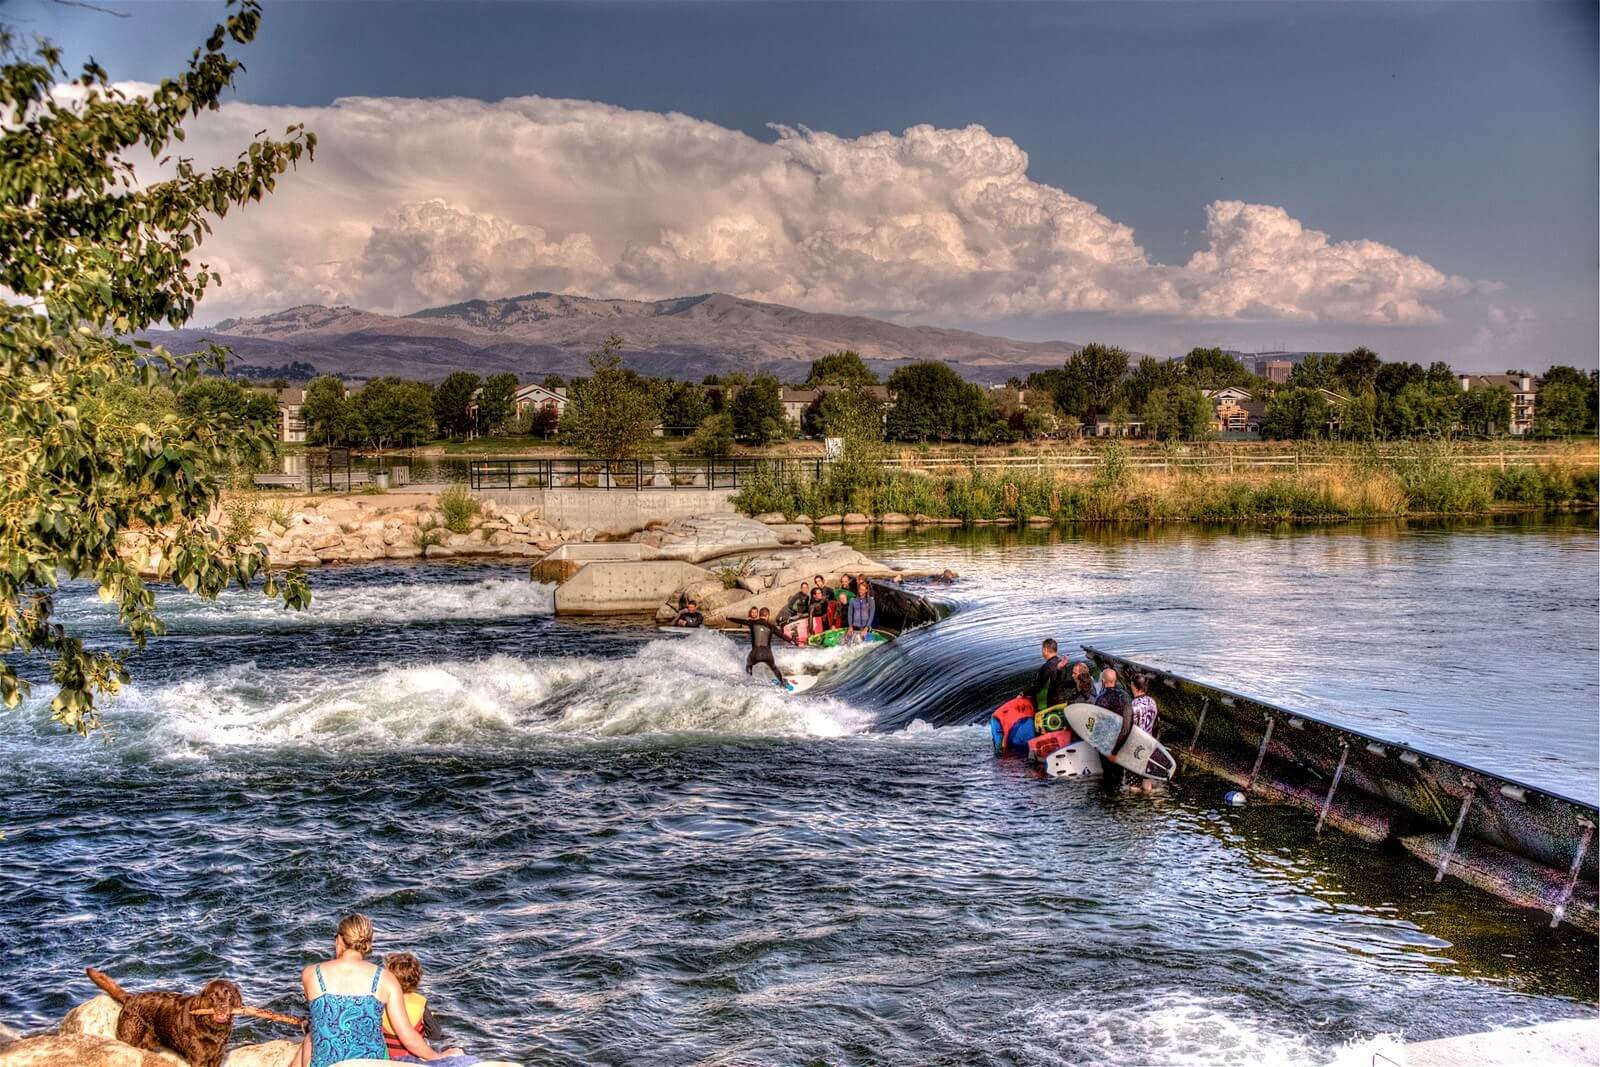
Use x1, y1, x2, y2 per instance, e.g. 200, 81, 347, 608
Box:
439, 482, 479, 534
221, 492, 261, 547
414, 518, 445, 550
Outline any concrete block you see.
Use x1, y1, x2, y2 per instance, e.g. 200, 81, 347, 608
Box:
555, 561, 714, 615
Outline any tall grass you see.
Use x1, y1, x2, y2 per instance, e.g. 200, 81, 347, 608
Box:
731, 442, 1597, 525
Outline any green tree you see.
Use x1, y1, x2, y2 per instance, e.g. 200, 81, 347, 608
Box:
1458, 383, 1512, 437
350, 378, 434, 448
685, 412, 735, 457
1063, 342, 1130, 421
885, 362, 991, 441
1340, 388, 1378, 441
177, 378, 277, 426
1125, 356, 1185, 414
729, 375, 789, 443
476, 372, 519, 435
1425, 361, 1459, 391
803, 350, 878, 388
1143, 385, 1214, 441
541, 373, 566, 390
1260, 387, 1333, 440
1534, 380, 1596, 437
1336, 346, 1382, 394
301, 375, 350, 444
661, 380, 711, 432
0, 1, 312, 732
1374, 361, 1425, 399
433, 371, 480, 439
561, 336, 661, 462
813, 384, 887, 440
1386, 382, 1458, 438
1288, 354, 1340, 390
1182, 347, 1254, 390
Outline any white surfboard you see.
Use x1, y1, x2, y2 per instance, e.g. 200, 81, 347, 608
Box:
1043, 740, 1103, 779
1063, 702, 1176, 782
751, 662, 818, 694
1064, 702, 1121, 755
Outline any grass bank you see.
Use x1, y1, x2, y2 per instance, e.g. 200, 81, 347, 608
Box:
731, 443, 1599, 524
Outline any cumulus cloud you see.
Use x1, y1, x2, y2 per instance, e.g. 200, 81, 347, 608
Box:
140, 90, 1474, 325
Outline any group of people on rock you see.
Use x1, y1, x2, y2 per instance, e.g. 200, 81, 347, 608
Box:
776, 573, 877, 644
292, 913, 477, 1067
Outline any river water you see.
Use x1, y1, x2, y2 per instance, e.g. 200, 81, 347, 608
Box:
2, 515, 1596, 1065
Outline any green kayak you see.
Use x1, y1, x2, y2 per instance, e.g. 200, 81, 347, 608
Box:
806, 628, 891, 648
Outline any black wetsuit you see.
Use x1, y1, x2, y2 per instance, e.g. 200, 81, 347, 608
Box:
673, 610, 704, 628
778, 591, 811, 627
1030, 654, 1067, 707
733, 618, 787, 684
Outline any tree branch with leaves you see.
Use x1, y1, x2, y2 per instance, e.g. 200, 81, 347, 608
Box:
0, 1, 314, 734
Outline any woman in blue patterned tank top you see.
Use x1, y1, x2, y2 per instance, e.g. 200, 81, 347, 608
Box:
291, 913, 465, 1067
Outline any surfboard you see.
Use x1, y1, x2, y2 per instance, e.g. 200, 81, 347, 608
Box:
805, 627, 890, 648
751, 662, 817, 694
1043, 740, 1104, 780
1062, 702, 1176, 781
1063, 702, 1122, 755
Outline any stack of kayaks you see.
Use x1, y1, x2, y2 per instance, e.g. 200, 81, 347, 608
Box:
989, 697, 1175, 782
805, 628, 891, 648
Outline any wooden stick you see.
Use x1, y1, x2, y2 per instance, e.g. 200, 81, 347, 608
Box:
190, 1005, 307, 1029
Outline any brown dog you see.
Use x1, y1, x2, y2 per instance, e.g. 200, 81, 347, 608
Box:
85, 968, 241, 1067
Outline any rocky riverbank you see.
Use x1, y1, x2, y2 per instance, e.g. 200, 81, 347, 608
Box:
0, 994, 522, 1067
120, 492, 584, 571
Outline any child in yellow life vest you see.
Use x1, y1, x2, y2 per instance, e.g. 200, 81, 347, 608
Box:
381, 953, 442, 1059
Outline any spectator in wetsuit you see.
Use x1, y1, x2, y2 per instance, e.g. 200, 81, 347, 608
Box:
808, 586, 829, 635
733, 607, 788, 687
672, 599, 704, 628
779, 581, 812, 642
1024, 639, 1068, 707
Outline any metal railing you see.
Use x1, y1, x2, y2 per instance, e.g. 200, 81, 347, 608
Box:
468, 457, 826, 491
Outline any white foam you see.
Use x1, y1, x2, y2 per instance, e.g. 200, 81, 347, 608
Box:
58, 576, 556, 630
957, 989, 1333, 1067
11, 630, 878, 758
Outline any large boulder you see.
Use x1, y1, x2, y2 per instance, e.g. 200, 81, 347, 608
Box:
0, 1034, 184, 1066
631, 514, 788, 563
57, 996, 120, 1038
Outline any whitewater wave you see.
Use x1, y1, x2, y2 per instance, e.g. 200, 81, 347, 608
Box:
49, 576, 556, 632
941, 989, 1352, 1067
3, 631, 892, 760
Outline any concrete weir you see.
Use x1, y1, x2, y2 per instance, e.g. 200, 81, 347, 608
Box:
1084, 647, 1599, 935
1390, 1019, 1599, 1066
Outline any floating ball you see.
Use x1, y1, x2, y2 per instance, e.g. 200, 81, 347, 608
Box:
1224, 791, 1248, 807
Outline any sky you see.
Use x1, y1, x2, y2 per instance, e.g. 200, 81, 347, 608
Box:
9, 0, 1597, 370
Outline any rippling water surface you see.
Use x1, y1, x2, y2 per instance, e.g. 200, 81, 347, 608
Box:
2, 514, 1596, 1065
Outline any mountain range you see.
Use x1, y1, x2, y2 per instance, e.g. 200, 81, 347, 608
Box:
143, 292, 1087, 384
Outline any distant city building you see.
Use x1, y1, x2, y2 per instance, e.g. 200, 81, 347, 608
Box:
1257, 359, 1294, 383
1458, 373, 1538, 435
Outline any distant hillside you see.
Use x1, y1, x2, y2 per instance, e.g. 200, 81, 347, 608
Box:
145, 291, 1087, 384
